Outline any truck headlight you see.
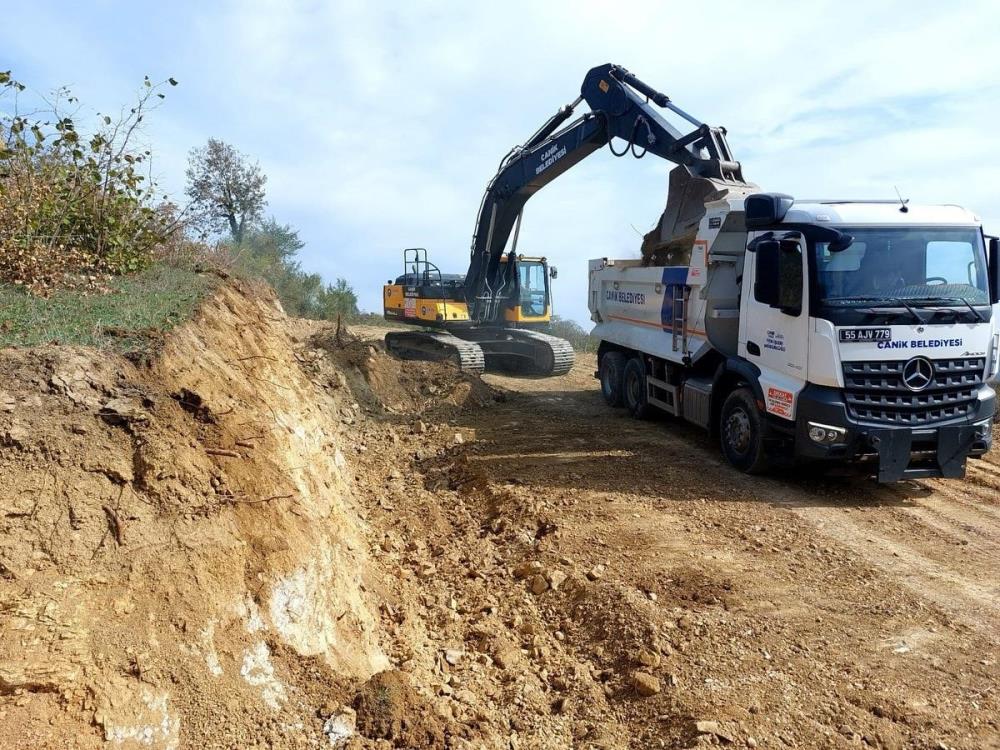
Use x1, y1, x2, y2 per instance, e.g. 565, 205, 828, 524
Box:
807, 422, 847, 445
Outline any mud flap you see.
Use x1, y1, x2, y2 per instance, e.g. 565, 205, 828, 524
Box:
872, 426, 977, 482
872, 430, 912, 483
936, 425, 978, 479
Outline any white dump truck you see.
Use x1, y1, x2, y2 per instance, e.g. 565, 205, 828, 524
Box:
590, 194, 1000, 481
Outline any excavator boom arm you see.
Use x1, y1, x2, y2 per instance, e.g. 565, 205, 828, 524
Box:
464, 63, 749, 320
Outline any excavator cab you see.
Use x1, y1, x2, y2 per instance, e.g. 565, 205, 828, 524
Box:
501, 255, 553, 325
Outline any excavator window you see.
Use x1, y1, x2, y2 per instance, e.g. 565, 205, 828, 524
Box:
518, 262, 548, 317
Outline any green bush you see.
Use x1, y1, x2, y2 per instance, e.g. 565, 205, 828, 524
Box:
0, 71, 177, 293
546, 315, 598, 352
221, 220, 360, 321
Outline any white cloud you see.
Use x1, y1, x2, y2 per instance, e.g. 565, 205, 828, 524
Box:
2, 0, 999, 323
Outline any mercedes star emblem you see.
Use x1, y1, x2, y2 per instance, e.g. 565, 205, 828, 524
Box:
902, 356, 934, 391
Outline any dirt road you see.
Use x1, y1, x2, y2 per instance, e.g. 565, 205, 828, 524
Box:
442, 352, 1000, 748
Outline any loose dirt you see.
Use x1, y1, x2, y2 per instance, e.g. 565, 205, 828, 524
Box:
0, 287, 996, 749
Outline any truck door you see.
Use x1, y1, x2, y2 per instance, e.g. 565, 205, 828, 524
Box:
739, 234, 809, 420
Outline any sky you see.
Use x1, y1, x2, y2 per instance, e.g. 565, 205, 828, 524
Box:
2, 0, 999, 325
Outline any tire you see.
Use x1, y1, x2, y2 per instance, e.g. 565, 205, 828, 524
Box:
623, 357, 652, 419
719, 388, 770, 474
599, 351, 626, 407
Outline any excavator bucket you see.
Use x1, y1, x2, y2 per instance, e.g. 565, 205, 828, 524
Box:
641, 166, 757, 266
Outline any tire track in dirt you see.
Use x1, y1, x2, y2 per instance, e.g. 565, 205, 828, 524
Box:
487, 361, 1000, 634
748, 476, 1000, 634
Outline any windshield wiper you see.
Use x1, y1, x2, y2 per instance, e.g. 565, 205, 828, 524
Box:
903, 296, 986, 322
825, 296, 924, 323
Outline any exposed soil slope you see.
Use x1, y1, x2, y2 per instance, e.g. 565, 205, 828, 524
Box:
0, 284, 392, 749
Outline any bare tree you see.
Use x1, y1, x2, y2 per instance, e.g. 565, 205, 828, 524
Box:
185, 138, 266, 242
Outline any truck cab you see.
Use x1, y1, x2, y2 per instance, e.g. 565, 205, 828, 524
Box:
589, 194, 1000, 482
739, 198, 997, 480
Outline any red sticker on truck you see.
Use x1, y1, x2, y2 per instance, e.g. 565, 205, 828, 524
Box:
765, 387, 794, 418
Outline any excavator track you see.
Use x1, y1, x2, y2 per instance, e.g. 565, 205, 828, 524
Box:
384, 330, 486, 374
467, 329, 575, 377
507, 329, 575, 376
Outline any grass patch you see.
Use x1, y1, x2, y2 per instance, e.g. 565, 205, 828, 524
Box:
0, 264, 217, 360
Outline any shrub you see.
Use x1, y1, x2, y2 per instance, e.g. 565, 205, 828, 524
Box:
0, 71, 178, 293
546, 315, 598, 352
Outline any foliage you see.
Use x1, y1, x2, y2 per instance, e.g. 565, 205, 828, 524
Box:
0, 265, 214, 358
0, 70, 178, 294
316, 277, 359, 320
546, 314, 597, 352
223, 220, 359, 321
185, 138, 266, 242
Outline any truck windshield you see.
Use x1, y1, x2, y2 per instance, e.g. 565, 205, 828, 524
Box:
812, 227, 989, 307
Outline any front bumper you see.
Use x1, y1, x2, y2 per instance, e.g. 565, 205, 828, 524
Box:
791, 384, 995, 482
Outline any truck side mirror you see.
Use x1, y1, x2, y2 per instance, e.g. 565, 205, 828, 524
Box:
989, 236, 999, 304
754, 239, 802, 315
745, 193, 795, 229
549, 266, 558, 279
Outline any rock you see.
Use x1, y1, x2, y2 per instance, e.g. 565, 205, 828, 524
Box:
100, 396, 148, 424
586, 564, 605, 581
444, 649, 463, 666
492, 643, 521, 671
2, 422, 29, 447
323, 707, 356, 748
414, 421, 428, 434
552, 697, 569, 714
633, 648, 661, 668
453, 432, 465, 445
632, 672, 660, 697
513, 560, 543, 580
547, 570, 568, 590
747, 739, 757, 748
530, 575, 550, 595
694, 721, 733, 742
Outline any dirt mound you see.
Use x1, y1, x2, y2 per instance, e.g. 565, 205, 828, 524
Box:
308, 328, 501, 416
353, 670, 446, 747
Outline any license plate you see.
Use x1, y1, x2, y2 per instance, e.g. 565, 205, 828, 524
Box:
838, 327, 891, 342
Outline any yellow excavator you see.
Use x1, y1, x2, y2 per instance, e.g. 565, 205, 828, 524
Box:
383, 248, 571, 375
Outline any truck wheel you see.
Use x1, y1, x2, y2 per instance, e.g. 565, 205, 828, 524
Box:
719, 388, 770, 474
599, 351, 626, 407
623, 357, 652, 419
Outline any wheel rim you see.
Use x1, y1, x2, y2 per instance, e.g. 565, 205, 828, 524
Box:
601, 365, 613, 396
627, 371, 640, 406
724, 407, 752, 454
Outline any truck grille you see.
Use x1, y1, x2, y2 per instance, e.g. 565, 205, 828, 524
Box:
842, 358, 985, 425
